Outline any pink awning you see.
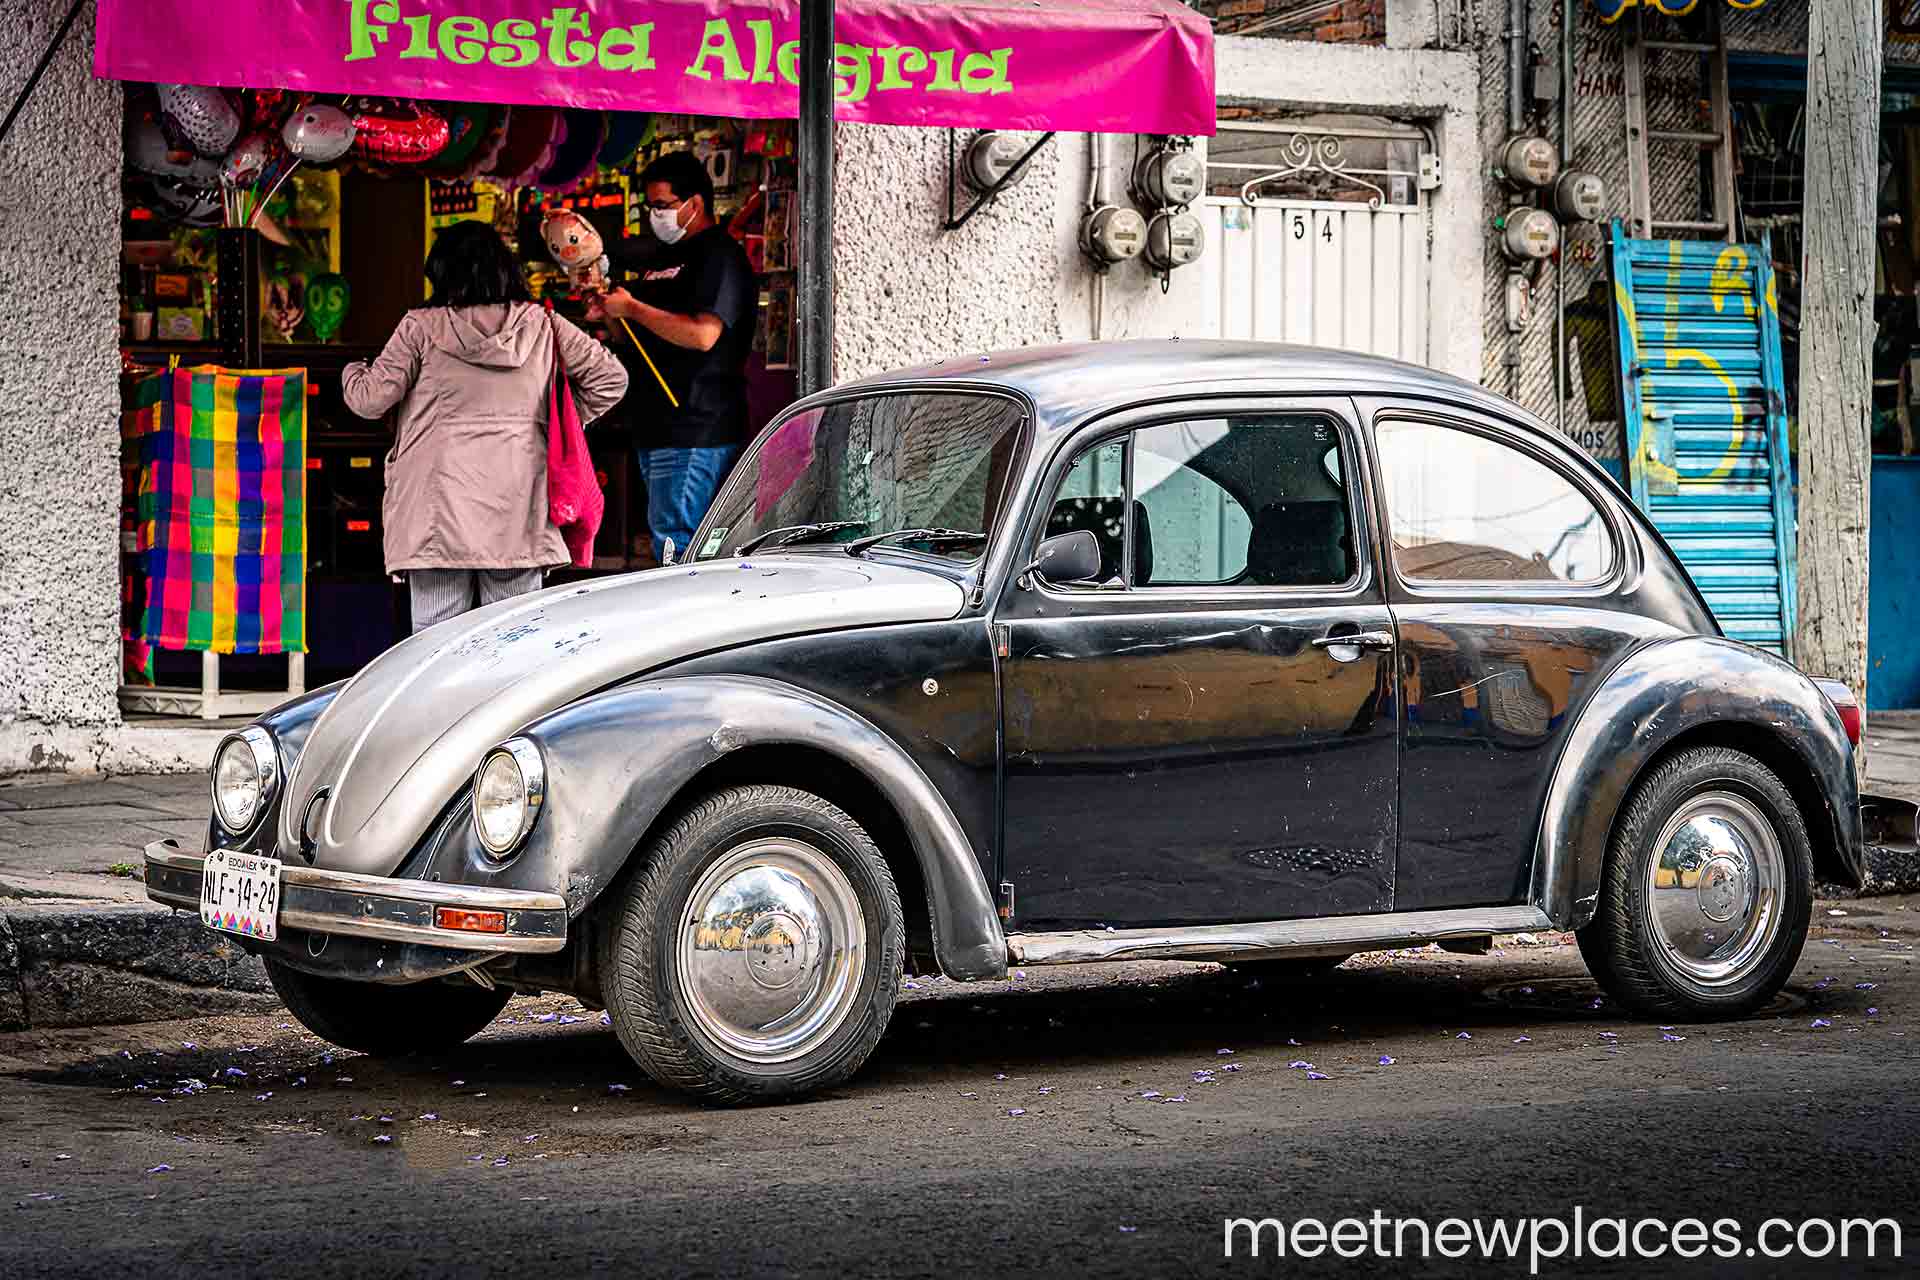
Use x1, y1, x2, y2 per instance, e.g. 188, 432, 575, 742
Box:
95, 0, 1216, 135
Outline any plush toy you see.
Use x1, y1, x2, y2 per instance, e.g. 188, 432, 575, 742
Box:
540, 208, 610, 293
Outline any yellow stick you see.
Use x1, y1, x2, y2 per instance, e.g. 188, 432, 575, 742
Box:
617, 316, 679, 409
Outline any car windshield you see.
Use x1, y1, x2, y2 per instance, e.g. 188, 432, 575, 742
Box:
694, 392, 1025, 562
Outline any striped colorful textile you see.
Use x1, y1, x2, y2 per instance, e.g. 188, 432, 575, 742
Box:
136, 366, 307, 654
1590, 0, 1769, 21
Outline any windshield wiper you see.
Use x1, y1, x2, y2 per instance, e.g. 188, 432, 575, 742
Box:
733, 521, 869, 555
844, 527, 989, 557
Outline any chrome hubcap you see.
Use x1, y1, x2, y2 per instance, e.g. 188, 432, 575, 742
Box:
675, 838, 865, 1064
1646, 790, 1785, 986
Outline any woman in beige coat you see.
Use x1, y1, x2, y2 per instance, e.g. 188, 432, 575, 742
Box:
343, 222, 628, 632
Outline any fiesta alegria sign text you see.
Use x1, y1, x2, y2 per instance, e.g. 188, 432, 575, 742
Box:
95, 0, 1216, 135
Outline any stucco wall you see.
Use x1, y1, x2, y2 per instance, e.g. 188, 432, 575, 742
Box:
830, 122, 1064, 381
0, 3, 124, 744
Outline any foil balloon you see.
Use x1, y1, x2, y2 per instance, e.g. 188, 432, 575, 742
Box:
305, 273, 351, 343
220, 131, 279, 188
422, 102, 493, 178
127, 117, 221, 187
157, 84, 240, 158
350, 101, 451, 165
282, 103, 356, 165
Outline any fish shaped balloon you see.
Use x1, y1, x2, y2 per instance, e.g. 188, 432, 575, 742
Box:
157, 84, 240, 158
282, 103, 357, 165
350, 100, 450, 165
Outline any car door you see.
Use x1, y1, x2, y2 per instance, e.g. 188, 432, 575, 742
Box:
1365, 404, 1679, 911
996, 399, 1400, 931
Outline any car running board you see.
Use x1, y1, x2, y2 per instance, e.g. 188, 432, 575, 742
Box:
1005, 905, 1554, 966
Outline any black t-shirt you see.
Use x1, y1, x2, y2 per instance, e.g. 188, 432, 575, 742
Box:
607, 226, 755, 449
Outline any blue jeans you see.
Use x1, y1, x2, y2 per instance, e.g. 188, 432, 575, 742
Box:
637, 446, 738, 564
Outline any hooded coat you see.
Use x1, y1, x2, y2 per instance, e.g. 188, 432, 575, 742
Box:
343, 302, 628, 573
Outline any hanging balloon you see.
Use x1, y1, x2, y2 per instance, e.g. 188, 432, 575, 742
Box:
157, 84, 241, 158
282, 102, 357, 165
220, 130, 280, 188
535, 110, 606, 192
480, 107, 559, 184
460, 107, 511, 182
305, 273, 352, 343
127, 116, 221, 186
422, 102, 493, 178
350, 100, 451, 165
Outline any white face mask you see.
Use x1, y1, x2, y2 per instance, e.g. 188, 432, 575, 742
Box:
650, 202, 689, 245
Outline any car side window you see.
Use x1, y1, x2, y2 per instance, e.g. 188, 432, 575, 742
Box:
1044, 415, 1357, 590
1375, 418, 1616, 585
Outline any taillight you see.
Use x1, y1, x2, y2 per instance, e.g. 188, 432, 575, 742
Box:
1813, 677, 1862, 746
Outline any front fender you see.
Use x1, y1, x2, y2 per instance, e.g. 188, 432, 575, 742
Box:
1533, 637, 1862, 931
493, 674, 1008, 982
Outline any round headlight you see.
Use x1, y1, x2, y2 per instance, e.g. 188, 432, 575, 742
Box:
211, 727, 277, 834
473, 738, 544, 858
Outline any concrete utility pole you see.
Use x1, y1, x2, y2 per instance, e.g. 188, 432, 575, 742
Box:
1794, 0, 1881, 719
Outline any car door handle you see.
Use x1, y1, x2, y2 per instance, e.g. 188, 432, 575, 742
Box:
1310, 630, 1395, 654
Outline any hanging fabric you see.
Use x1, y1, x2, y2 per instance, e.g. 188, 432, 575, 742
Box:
1591, 0, 1770, 21
137, 366, 308, 655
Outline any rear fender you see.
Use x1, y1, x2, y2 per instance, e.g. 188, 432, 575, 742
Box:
1533, 637, 1861, 930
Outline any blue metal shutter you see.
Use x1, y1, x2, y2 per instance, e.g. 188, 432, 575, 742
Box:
1609, 222, 1797, 655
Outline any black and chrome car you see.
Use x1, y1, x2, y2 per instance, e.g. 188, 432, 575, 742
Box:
147, 341, 1876, 1103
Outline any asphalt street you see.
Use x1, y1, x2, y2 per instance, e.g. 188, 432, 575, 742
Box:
2, 904, 1915, 1279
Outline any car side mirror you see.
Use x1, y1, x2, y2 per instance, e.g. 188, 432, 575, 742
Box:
1024, 529, 1103, 586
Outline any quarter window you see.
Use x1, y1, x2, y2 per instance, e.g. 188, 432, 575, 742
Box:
1044, 414, 1357, 589
1375, 419, 1615, 584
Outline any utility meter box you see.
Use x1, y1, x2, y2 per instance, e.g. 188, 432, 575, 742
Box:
962, 131, 1032, 193
1132, 145, 1204, 209
1554, 169, 1608, 223
1144, 210, 1205, 271
1496, 134, 1560, 189
1498, 207, 1561, 262
1082, 206, 1148, 265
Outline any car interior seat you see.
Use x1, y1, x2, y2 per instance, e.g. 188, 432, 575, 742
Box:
1246, 501, 1354, 586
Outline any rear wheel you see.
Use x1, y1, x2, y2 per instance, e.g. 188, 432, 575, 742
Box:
1578, 746, 1813, 1020
596, 785, 905, 1105
264, 958, 510, 1056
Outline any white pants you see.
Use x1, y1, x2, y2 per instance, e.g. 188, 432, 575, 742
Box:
408, 568, 543, 633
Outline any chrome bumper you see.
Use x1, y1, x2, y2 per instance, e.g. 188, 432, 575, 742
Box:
142, 840, 568, 955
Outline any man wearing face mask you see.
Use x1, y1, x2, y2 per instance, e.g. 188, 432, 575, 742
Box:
591, 149, 755, 564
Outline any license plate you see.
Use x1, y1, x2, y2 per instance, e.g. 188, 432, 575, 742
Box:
200, 849, 282, 942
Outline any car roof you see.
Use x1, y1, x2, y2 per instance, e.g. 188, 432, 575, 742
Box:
818, 340, 1546, 439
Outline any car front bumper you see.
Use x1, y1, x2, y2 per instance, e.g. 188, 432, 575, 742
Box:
143, 840, 568, 955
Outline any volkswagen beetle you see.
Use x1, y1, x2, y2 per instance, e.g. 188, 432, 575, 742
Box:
146, 341, 1872, 1104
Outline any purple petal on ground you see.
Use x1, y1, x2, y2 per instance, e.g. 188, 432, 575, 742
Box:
1119, 1226, 1137, 1233
1139, 1090, 1162, 1099
608, 1083, 631, 1093
254, 1093, 272, 1102
147, 1165, 172, 1174
1514, 1036, 1532, 1043
1661, 1033, 1686, 1043
419, 1113, 438, 1121
1856, 983, 1878, 991
1519, 987, 1533, 995
1812, 1018, 1833, 1028
1288, 1060, 1314, 1069
1038, 1086, 1055, 1095
994, 1073, 1008, 1081
1221, 1063, 1241, 1072
181, 1043, 196, 1050
372, 1134, 392, 1144
223, 1068, 247, 1077
1456, 1032, 1472, 1040
1007, 1108, 1027, 1117
600, 1013, 611, 1026
491, 1157, 509, 1167
1217, 1048, 1234, 1055
1287, 1038, 1301, 1046
1305, 1072, 1330, 1081
1164, 1095, 1188, 1103
959, 1091, 978, 1099
451, 1079, 465, 1086
335, 1076, 354, 1084
1378, 1056, 1396, 1066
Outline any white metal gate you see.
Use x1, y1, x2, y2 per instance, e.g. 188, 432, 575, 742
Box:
1196, 199, 1428, 364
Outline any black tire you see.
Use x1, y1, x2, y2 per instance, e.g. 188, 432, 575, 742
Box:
596, 785, 905, 1105
264, 958, 510, 1056
1577, 746, 1813, 1021
1223, 954, 1351, 979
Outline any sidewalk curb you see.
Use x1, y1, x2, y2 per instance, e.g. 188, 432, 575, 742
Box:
0, 902, 274, 1032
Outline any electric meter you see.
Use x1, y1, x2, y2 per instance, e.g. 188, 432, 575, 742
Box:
1553, 168, 1608, 222
1081, 205, 1147, 265
1132, 145, 1204, 209
1495, 134, 1560, 189
962, 131, 1032, 193
1498, 207, 1561, 262
1144, 210, 1205, 271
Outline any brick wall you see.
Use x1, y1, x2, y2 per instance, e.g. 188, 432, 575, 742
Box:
1192, 0, 1387, 44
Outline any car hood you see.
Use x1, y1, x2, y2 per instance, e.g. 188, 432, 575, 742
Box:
279, 557, 967, 875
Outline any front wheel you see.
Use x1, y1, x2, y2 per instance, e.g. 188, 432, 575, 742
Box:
596, 785, 905, 1104
1577, 746, 1813, 1020
264, 958, 511, 1056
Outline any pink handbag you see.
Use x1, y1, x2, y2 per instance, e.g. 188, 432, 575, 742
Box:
546, 316, 604, 569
